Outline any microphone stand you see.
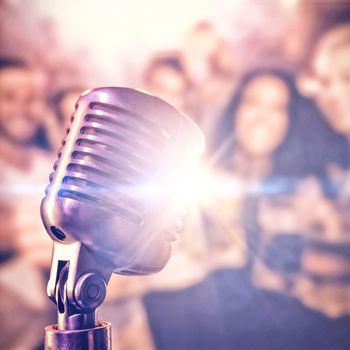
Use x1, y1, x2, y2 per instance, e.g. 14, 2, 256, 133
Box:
44, 242, 113, 350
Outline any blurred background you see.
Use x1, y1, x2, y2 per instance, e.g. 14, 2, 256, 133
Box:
1, 0, 350, 349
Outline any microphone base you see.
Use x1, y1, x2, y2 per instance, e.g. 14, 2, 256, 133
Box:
44, 321, 111, 350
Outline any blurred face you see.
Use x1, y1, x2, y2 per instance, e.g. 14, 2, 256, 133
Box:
235, 75, 290, 157
147, 65, 187, 110
185, 27, 219, 59
0, 67, 45, 145
311, 44, 350, 136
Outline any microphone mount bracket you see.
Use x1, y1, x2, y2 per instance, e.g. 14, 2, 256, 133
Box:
48, 241, 113, 331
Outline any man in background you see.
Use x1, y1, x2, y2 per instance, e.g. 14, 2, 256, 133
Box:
0, 57, 54, 350
301, 23, 350, 141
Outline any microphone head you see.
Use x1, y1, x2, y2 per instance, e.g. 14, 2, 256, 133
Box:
41, 87, 204, 275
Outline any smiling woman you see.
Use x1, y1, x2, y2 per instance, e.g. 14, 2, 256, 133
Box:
234, 74, 290, 158
213, 69, 299, 180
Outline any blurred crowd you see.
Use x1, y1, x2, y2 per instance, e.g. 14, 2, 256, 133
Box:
1, 1, 350, 349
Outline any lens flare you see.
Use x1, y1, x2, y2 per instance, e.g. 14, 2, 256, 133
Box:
170, 159, 244, 207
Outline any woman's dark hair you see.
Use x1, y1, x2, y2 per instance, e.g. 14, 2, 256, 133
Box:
213, 68, 349, 181
143, 51, 189, 87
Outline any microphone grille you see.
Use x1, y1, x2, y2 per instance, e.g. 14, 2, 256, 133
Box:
51, 90, 172, 226
42, 87, 204, 272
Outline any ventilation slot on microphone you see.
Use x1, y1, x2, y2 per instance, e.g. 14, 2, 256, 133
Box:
63, 176, 97, 188
84, 114, 166, 148
67, 158, 136, 186
62, 172, 147, 212
76, 138, 155, 171
67, 163, 126, 184
80, 124, 158, 154
71, 150, 145, 181
89, 102, 169, 140
58, 189, 143, 225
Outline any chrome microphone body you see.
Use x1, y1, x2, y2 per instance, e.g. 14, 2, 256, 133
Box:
41, 87, 204, 349
42, 87, 204, 274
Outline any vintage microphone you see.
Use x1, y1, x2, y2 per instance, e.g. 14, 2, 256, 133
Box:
41, 87, 204, 349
